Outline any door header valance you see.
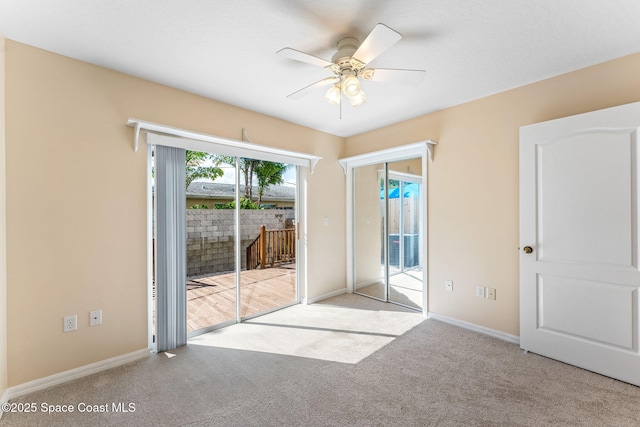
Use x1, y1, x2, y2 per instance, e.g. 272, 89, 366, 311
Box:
338, 140, 436, 173
127, 118, 322, 172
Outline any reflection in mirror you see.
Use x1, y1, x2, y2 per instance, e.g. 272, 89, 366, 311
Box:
386, 158, 423, 310
353, 163, 386, 301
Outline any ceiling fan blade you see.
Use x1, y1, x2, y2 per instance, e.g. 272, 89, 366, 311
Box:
287, 77, 338, 100
277, 47, 334, 69
364, 68, 426, 86
352, 23, 402, 65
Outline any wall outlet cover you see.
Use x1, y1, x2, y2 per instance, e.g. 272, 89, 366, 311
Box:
64, 315, 77, 332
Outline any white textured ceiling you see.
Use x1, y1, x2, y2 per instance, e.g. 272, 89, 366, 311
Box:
1, 1, 639, 137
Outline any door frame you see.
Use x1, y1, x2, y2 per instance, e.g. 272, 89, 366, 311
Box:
339, 141, 435, 315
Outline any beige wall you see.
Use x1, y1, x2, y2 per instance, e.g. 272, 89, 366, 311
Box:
346, 53, 640, 336
0, 33, 8, 398
5, 41, 345, 386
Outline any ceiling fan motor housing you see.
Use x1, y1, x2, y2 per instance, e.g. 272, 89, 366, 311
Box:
332, 37, 359, 67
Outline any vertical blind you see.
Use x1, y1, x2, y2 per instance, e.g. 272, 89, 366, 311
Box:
155, 145, 187, 351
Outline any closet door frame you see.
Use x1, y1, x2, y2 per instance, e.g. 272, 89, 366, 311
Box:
339, 142, 433, 316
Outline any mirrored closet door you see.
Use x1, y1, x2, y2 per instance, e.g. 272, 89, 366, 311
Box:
341, 143, 429, 313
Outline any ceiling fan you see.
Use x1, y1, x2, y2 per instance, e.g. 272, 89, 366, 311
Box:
277, 23, 426, 107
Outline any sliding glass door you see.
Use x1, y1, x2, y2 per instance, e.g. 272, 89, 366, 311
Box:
152, 148, 300, 342
145, 125, 318, 352
181, 153, 298, 336
239, 157, 298, 319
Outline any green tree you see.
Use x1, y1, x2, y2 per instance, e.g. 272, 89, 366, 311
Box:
213, 156, 288, 204
256, 162, 288, 206
186, 151, 223, 188
213, 156, 258, 199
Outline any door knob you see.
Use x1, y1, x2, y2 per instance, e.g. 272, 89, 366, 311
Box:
523, 246, 533, 254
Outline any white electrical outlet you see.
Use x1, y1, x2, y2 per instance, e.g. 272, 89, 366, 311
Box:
487, 287, 496, 300
445, 280, 453, 291
476, 286, 486, 298
89, 309, 102, 326
64, 315, 77, 332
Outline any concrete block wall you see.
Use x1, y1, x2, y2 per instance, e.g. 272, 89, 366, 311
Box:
186, 209, 294, 277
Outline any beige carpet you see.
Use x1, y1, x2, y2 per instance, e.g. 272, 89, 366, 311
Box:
2, 294, 639, 426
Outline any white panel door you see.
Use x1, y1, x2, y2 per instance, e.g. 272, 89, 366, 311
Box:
520, 101, 640, 386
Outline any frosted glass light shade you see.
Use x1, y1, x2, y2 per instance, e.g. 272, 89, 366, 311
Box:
349, 90, 367, 106
325, 85, 342, 105
342, 75, 361, 97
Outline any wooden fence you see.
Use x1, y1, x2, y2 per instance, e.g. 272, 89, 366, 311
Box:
246, 225, 296, 270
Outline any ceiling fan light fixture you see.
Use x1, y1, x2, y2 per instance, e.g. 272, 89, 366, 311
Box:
342, 75, 361, 97
349, 91, 367, 107
325, 84, 342, 105
279, 24, 423, 109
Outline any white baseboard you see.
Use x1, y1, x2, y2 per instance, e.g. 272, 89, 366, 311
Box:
428, 312, 520, 345
302, 287, 347, 305
5, 348, 150, 401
